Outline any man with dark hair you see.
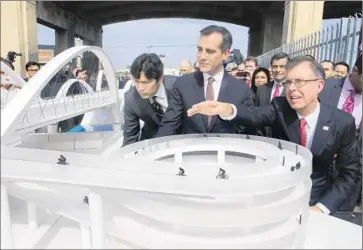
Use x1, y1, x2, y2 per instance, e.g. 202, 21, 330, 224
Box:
334, 62, 350, 78
187, 55, 361, 215
256, 52, 290, 106
24, 61, 40, 82
320, 60, 335, 79
157, 25, 254, 137
122, 53, 175, 146
320, 54, 362, 211
255, 52, 290, 137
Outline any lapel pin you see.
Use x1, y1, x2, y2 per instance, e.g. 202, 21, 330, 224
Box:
323, 126, 329, 131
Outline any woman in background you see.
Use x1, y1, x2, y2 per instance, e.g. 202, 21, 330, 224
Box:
250, 67, 271, 101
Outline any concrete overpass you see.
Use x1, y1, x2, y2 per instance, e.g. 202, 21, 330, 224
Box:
1, 1, 361, 76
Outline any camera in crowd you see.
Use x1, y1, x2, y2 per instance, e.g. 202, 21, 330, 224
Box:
223, 49, 244, 68
6, 51, 22, 64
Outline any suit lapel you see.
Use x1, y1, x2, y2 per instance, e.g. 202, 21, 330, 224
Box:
208, 72, 231, 131
281, 83, 287, 97
330, 78, 344, 107
193, 72, 209, 132
264, 81, 274, 104
283, 107, 301, 144
310, 105, 332, 155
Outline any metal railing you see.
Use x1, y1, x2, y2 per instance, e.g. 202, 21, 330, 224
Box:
257, 13, 362, 68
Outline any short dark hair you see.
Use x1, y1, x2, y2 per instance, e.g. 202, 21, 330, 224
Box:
25, 61, 40, 71
334, 61, 350, 72
1, 57, 15, 70
321, 60, 334, 68
270, 52, 290, 66
244, 56, 258, 66
305, 55, 316, 61
130, 53, 163, 81
200, 25, 233, 52
251, 67, 271, 93
286, 56, 325, 79
354, 53, 362, 74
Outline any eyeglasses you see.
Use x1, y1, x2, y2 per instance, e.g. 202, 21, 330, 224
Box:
285, 78, 320, 88
27, 69, 39, 72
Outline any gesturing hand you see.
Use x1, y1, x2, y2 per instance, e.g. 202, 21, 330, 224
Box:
187, 100, 233, 117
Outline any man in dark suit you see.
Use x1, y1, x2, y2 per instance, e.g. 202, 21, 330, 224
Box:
319, 54, 362, 211
156, 25, 254, 137
255, 52, 290, 137
188, 56, 361, 215
122, 53, 175, 146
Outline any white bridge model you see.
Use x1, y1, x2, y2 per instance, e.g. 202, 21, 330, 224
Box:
1, 46, 361, 249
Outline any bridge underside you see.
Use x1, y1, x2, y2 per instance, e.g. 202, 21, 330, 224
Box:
55, 1, 360, 27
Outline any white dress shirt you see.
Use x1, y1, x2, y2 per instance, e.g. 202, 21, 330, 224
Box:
270, 80, 285, 101
149, 83, 168, 112
297, 103, 331, 214
203, 69, 236, 120
337, 76, 362, 129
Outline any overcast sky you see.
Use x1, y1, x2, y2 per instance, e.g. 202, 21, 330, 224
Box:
37, 17, 352, 69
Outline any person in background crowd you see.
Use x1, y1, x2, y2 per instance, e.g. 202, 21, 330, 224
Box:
187, 55, 361, 215
76, 69, 88, 82
251, 67, 271, 87
179, 59, 193, 75
250, 67, 271, 107
1, 57, 20, 90
237, 62, 245, 72
24, 61, 40, 82
244, 56, 258, 76
334, 62, 350, 78
255, 52, 289, 107
320, 60, 335, 79
254, 52, 289, 137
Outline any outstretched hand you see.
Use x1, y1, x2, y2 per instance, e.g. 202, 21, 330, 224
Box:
187, 100, 233, 117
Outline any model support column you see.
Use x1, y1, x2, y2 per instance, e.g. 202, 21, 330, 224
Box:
282, 0, 324, 44
0, 1, 39, 77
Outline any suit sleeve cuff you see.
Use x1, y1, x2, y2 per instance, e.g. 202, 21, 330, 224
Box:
219, 104, 237, 121
315, 202, 331, 215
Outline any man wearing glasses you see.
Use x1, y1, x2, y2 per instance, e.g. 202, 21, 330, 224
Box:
187, 55, 360, 215
24, 61, 40, 82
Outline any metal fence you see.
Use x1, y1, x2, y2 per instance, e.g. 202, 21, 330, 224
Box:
256, 13, 362, 69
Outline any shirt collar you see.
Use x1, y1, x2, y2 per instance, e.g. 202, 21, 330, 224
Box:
203, 67, 224, 84
296, 102, 321, 129
274, 80, 285, 86
151, 83, 166, 100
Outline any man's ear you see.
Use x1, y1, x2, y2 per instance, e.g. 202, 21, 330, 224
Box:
352, 66, 359, 75
159, 75, 164, 84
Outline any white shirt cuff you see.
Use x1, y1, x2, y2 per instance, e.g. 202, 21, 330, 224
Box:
219, 104, 237, 121
315, 202, 331, 215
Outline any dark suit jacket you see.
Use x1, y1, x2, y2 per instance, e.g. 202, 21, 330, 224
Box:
232, 97, 361, 214
255, 81, 286, 137
319, 77, 345, 108
122, 81, 175, 146
156, 70, 255, 137
320, 77, 363, 211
